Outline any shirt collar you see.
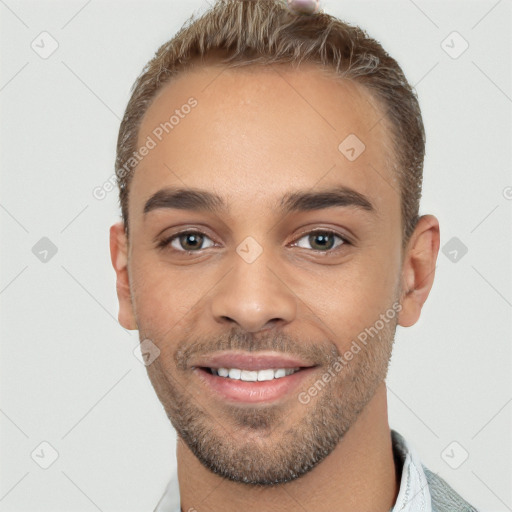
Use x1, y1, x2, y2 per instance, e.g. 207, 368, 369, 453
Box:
390, 430, 432, 512
154, 429, 432, 512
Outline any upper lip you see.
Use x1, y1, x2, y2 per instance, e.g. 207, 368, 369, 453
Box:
191, 351, 317, 371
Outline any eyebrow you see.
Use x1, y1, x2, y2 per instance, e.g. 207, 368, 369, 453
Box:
143, 185, 376, 217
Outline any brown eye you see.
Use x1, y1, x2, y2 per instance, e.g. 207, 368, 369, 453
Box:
294, 230, 348, 252
158, 231, 215, 252
177, 233, 204, 251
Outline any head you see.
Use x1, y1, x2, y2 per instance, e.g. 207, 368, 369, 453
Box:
110, 0, 439, 485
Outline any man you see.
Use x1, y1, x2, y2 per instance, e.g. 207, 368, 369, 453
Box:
109, 0, 478, 510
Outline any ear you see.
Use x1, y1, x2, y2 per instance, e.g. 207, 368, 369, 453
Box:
109, 221, 138, 330
398, 214, 440, 328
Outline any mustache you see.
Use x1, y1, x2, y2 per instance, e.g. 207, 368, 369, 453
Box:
173, 326, 339, 370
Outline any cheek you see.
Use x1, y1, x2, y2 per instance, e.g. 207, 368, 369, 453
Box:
129, 255, 206, 337
295, 249, 401, 348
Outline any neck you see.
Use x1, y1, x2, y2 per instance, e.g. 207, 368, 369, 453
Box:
177, 382, 398, 512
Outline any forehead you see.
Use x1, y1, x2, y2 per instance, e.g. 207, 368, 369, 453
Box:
130, 61, 398, 223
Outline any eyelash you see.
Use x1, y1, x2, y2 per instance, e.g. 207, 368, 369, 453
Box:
156, 229, 351, 255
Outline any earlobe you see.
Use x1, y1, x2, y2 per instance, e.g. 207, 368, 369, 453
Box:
397, 215, 440, 328
109, 222, 138, 330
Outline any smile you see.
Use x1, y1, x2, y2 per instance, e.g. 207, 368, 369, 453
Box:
194, 365, 317, 403
207, 367, 302, 381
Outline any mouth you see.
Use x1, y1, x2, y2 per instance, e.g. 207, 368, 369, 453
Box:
203, 366, 302, 380
191, 352, 319, 403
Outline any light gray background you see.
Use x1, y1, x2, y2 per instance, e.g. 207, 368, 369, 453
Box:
1, 0, 511, 510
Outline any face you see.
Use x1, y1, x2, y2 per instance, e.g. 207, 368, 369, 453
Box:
115, 62, 407, 485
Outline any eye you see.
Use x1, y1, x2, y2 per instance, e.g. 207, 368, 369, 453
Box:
293, 230, 349, 252
157, 231, 215, 252
157, 228, 350, 255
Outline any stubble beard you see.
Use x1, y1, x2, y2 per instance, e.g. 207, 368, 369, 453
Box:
143, 316, 397, 485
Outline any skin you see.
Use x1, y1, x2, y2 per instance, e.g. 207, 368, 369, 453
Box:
110, 61, 440, 511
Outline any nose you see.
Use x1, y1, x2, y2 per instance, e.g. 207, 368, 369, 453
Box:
209, 253, 297, 333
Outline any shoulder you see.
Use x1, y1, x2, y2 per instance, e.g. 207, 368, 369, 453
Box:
423, 464, 479, 512
391, 429, 479, 512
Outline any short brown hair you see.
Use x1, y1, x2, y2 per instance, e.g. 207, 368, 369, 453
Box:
115, 0, 424, 245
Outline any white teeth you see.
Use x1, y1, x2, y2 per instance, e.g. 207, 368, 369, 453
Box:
228, 368, 241, 379
274, 368, 286, 379
241, 370, 258, 381
257, 369, 275, 381
210, 367, 301, 381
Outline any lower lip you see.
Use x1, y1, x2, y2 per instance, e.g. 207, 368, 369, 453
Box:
194, 367, 317, 404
